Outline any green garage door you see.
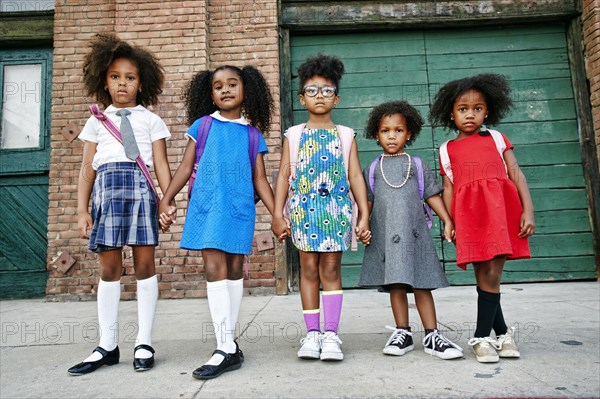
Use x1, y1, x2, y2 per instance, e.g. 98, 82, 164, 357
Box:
0, 48, 52, 298
288, 24, 596, 286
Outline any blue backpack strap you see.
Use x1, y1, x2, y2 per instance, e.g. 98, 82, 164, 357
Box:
368, 155, 381, 194
413, 156, 433, 229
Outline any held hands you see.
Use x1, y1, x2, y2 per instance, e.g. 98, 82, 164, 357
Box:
78, 212, 93, 239
356, 215, 371, 246
442, 218, 456, 243
272, 216, 291, 242
519, 210, 535, 238
158, 200, 177, 233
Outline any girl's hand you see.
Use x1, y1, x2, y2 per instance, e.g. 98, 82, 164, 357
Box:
272, 216, 291, 242
78, 212, 93, 239
442, 218, 455, 243
519, 210, 535, 238
356, 216, 371, 245
158, 202, 176, 232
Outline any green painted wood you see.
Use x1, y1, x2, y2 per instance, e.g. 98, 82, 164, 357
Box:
0, 48, 52, 299
289, 23, 596, 288
433, 121, 579, 146
0, 271, 47, 299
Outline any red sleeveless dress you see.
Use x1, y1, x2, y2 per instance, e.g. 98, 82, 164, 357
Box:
440, 132, 531, 270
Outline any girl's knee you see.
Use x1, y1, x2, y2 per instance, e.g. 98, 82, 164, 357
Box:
301, 265, 320, 282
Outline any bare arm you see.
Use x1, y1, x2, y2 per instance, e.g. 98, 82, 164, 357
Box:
504, 149, 535, 237
77, 142, 97, 239
158, 140, 196, 230
272, 138, 291, 240
442, 175, 454, 218
254, 153, 275, 215
152, 138, 172, 198
426, 194, 455, 242
348, 139, 371, 244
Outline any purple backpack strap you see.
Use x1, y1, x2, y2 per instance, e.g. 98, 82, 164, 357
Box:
413, 156, 433, 229
248, 125, 261, 203
368, 155, 381, 194
188, 116, 213, 201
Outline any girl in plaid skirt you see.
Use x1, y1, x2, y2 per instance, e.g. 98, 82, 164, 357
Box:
68, 34, 173, 376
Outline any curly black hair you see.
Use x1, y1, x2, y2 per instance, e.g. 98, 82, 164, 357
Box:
364, 101, 424, 146
429, 73, 512, 130
184, 65, 273, 133
297, 54, 345, 94
82, 33, 164, 107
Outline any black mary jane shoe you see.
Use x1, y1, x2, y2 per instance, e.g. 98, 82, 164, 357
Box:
234, 341, 244, 363
192, 349, 241, 380
133, 344, 155, 372
68, 346, 120, 376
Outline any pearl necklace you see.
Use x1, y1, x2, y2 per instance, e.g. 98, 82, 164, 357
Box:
380, 152, 411, 189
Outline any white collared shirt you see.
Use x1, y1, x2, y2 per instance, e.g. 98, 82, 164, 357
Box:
209, 110, 249, 125
79, 105, 171, 170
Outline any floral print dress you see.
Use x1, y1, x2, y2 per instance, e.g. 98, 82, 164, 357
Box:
288, 128, 352, 252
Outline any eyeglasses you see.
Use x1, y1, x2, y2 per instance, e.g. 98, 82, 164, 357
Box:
302, 85, 337, 98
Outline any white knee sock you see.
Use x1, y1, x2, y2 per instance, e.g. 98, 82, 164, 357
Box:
205, 280, 235, 365
135, 275, 158, 359
227, 278, 244, 337
85, 279, 120, 362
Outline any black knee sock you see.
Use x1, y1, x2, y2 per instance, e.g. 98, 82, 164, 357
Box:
474, 287, 500, 338
493, 302, 508, 336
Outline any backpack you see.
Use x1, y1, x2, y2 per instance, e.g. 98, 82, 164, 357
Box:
366, 155, 434, 229
285, 123, 359, 251
439, 129, 507, 184
188, 115, 261, 203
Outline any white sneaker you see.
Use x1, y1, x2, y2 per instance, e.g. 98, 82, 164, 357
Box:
468, 337, 499, 363
422, 329, 463, 360
496, 326, 520, 358
383, 326, 414, 356
297, 331, 322, 359
320, 332, 343, 361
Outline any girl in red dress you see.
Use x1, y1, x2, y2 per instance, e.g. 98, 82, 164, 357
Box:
429, 74, 535, 363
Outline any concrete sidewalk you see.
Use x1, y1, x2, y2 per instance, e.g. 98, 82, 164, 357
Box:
1, 281, 599, 399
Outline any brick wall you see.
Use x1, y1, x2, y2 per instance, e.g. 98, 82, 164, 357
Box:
582, 0, 600, 165
46, 0, 282, 300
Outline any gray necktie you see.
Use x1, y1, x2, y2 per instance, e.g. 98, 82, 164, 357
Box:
116, 109, 140, 160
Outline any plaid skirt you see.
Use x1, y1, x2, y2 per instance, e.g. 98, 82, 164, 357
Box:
89, 162, 159, 252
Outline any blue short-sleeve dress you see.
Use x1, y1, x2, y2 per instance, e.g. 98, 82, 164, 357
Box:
181, 116, 267, 254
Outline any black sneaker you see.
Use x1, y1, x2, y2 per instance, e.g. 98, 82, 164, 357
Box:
383, 326, 414, 356
422, 329, 463, 360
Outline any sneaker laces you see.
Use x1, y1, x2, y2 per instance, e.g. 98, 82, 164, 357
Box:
496, 326, 515, 349
322, 332, 342, 345
423, 329, 463, 353
385, 326, 412, 346
300, 331, 321, 346
468, 336, 499, 349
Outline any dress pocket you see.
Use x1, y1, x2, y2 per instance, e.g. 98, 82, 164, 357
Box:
191, 187, 215, 214
229, 188, 254, 221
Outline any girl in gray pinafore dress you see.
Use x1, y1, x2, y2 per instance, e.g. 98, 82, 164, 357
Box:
359, 101, 463, 360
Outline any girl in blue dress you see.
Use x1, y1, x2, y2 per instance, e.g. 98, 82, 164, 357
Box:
272, 55, 371, 361
159, 65, 275, 379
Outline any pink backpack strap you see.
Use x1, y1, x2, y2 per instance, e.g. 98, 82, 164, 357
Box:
88, 104, 160, 204
439, 139, 453, 183
488, 129, 508, 174
336, 125, 358, 251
